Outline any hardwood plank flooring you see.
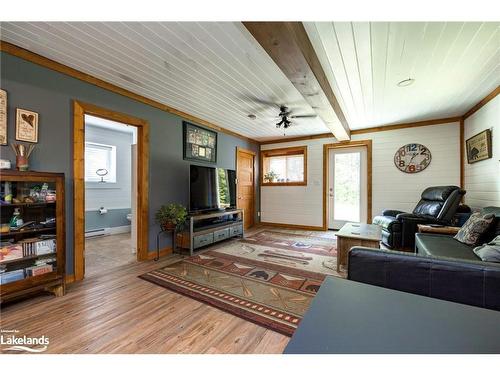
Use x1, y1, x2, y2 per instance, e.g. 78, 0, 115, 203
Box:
0, 226, 337, 354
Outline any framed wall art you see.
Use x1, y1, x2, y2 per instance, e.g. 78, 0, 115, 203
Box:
183, 121, 217, 163
466, 129, 492, 164
16, 108, 39, 143
0, 89, 7, 145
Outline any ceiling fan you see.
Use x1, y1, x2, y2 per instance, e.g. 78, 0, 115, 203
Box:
242, 96, 318, 129
275, 105, 317, 129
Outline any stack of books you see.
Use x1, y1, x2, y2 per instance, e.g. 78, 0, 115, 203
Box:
20, 238, 56, 257
0, 269, 25, 284
0, 244, 23, 262
25, 263, 53, 277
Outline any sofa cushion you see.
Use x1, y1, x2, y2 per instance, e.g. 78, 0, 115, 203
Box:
454, 212, 495, 245
474, 235, 500, 263
373, 215, 401, 232
480, 206, 500, 243
415, 233, 481, 261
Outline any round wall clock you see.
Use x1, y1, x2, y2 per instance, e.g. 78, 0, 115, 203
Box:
394, 143, 431, 173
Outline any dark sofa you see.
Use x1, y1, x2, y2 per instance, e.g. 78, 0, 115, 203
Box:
348, 206, 500, 311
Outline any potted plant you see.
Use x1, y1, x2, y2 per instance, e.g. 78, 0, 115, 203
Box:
155, 203, 187, 231
264, 171, 279, 183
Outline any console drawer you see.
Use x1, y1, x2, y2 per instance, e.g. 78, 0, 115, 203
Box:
213, 228, 230, 242
230, 224, 243, 237
193, 233, 213, 249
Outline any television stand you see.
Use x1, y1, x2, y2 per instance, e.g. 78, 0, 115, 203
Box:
176, 209, 244, 256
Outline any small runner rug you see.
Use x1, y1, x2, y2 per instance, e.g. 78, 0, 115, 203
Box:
140, 234, 338, 336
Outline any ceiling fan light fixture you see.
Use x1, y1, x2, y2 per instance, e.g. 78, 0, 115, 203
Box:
397, 78, 415, 87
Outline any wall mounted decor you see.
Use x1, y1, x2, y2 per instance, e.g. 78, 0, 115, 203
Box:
0, 89, 7, 145
466, 129, 492, 164
183, 121, 217, 163
394, 143, 432, 173
16, 108, 39, 143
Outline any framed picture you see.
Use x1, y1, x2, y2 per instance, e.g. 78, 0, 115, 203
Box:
16, 108, 39, 143
466, 129, 492, 164
0, 89, 6, 145
183, 121, 217, 163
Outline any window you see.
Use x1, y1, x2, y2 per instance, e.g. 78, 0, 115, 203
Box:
261, 146, 307, 186
85, 142, 116, 183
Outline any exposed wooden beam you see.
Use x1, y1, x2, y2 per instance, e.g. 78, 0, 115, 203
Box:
243, 22, 350, 141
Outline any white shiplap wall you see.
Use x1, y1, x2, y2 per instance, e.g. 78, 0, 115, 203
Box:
261, 122, 461, 227
464, 96, 500, 209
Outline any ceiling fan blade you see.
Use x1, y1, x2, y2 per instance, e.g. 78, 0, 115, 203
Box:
240, 95, 281, 108
290, 114, 318, 119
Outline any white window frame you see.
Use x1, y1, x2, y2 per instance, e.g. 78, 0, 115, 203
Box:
84, 141, 117, 184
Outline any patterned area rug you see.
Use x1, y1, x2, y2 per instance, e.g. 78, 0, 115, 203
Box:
140, 232, 338, 336
242, 230, 337, 256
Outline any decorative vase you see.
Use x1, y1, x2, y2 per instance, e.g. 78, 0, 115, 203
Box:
16, 155, 29, 171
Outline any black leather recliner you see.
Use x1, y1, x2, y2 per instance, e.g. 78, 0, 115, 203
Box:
373, 186, 465, 249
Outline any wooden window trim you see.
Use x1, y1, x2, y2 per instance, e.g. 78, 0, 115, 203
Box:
260, 146, 308, 186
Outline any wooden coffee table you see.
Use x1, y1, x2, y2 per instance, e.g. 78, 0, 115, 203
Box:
336, 222, 381, 272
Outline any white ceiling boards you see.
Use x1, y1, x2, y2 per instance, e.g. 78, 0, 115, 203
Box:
1, 22, 498, 139
0, 22, 331, 141
304, 22, 500, 130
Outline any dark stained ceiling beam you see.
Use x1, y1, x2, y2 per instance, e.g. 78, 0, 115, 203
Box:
243, 22, 350, 140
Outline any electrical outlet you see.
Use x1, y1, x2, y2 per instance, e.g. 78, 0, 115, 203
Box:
257, 211, 261, 217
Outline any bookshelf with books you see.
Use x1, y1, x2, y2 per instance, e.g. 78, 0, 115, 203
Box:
0, 170, 65, 302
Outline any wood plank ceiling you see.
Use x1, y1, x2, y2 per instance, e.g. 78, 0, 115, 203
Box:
304, 22, 500, 129
0, 22, 332, 141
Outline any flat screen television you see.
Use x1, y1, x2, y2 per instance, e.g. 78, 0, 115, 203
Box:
189, 164, 237, 213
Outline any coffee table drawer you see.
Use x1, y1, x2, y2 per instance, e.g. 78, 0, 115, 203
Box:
193, 233, 214, 249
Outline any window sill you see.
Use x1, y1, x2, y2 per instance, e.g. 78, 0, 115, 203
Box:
261, 182, 307, 187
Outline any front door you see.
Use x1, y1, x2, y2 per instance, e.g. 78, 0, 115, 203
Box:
236, 148, 255, 229
328, 146, 368, 230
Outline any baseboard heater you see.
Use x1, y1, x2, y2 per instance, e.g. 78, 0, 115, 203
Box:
85, 225, 131, 238
85, 228, 110, 238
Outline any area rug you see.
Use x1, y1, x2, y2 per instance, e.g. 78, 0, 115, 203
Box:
242, 230, 337, 256
139, 239, 338, 336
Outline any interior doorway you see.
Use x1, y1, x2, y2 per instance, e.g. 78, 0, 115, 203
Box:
83, 115, 138, 277
236, 147, 256, 229
73, 101, 149, 282
323, 141, 372, 230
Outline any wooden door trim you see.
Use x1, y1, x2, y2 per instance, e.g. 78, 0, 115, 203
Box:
323, 140, 373, 230
236, 147, 256, 229
73, 100, 150, 282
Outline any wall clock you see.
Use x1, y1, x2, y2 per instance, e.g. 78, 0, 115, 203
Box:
394, 143, 431, 173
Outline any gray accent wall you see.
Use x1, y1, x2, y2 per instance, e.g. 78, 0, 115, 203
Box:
0, 52, 260, 274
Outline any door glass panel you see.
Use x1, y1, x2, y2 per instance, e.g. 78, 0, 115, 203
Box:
334, 152, 361, 222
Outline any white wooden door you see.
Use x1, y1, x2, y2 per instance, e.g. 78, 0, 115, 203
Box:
328, 146, 368, 230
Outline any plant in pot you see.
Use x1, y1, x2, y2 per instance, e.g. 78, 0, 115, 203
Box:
155, 203, 187, 231
264, 171, 279, 183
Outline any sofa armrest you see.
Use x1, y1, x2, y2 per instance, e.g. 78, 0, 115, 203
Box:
395, 213, 441, 224
382, 209, 406, 217
347, 247, 500, 311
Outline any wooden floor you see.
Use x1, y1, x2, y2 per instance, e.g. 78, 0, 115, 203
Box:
0, 226, 336, 354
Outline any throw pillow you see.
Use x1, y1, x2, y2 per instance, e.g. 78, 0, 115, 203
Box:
473, 235, 500, 262
454, 212, 495, 246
